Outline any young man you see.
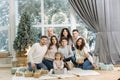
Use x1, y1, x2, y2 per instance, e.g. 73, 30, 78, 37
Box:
47, 28, 55, 38
46, 28, 57, 44
27, 36, 48, 71
58, 37, 74, 62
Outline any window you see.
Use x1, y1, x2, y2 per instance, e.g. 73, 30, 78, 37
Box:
16, 0, 41, 25
0, 0, 9, 51
0, 0, 9, 26
6, 0, 95, 53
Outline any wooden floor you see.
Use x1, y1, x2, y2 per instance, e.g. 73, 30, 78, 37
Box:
0, 67, 120, 80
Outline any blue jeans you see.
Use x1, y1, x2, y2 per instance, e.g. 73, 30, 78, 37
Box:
77, 60, 93, 70
64, 56, 75, 63
28, 62, 48, 71
42, 59, 53, 70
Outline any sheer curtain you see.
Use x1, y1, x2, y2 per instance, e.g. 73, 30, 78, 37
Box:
69, 0, 120, 64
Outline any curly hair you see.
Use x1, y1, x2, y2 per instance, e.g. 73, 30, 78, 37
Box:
75, 38, 85, 50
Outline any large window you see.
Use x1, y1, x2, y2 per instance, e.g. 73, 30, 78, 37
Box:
0, 0, 96, 53
0, 0, 9, 51
16, 0, 41, 25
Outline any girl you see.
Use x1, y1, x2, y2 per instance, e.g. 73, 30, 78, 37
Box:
49, 52, 67, 74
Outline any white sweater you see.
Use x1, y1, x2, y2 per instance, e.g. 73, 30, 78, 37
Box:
28, 43, 47, 64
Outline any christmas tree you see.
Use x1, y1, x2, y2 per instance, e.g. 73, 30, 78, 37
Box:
13, 12, 36, 54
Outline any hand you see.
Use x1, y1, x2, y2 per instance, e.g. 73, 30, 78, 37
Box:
92, 63, 97, 68
31, 63, 36, 69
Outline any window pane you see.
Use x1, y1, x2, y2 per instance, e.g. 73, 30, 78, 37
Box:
74, 13, 85, 25
0, 30, 8, 51
16, 0, 41, 25
0, 0, 9, 26
76, 26, 96, 52
33, 27, 42, 42
44, 0, 70, 24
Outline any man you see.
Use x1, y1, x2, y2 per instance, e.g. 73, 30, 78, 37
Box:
47, 28, 56, 38
46, 28, 57, 44
28, 36, 48, 71
72, 29, 80, 44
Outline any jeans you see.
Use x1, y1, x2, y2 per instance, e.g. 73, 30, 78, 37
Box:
28, 62, 48, 71
42, 59, 53, 70
77, 60, 93, 70
64, 56, 75, 63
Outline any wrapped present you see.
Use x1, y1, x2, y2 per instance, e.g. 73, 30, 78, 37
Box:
16, 71, 23, 76
40, 69, 49, 75
24, 71, 33, 77
98, 63, 114, 70
19, 67, 27, 72
33, 71, 41, 78
11, 67, 18, 74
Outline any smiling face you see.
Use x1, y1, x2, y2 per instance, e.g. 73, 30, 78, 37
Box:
47, 28, 54, 37
73, 31, 79, 39
51, 37, 57, 45
61, 39, 67, 47
40, 37, 48, 45
55, 53, 61, 60
63, 29, 68, 37
77, 39, 82, 46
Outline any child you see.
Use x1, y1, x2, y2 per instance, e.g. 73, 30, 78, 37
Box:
49, 52, 67, 74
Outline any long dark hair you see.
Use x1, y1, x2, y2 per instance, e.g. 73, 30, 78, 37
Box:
59, 28, 73, 43
75, 38, 85, 50
48, 35, 59, 49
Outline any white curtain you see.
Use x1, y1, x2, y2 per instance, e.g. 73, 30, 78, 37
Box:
69, 0, 120, 64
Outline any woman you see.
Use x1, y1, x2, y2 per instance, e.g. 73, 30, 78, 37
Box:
59, 28, 73, 46
42, 35, 59, 70
75, 38, 96, 70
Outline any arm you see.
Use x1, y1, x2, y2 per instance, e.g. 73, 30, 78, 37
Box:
68, 45, 74, 57
85, 53, 94, 64
28, 43, 36, 63
53, 61, 58, 69
60, 61, 64, 69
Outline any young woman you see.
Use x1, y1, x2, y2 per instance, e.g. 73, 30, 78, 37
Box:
59, 28, 73, 46
75, 38, 96, 70
42, 35, 59, 70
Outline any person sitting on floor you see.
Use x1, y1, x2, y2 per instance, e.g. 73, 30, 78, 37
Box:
27, 36, 48, 71
49, 52, 67, 74
75, 37, 97, 70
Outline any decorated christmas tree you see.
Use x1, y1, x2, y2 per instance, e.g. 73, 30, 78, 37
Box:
13, 12, 36, 55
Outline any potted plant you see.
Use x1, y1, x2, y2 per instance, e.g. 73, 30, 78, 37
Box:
13, 12, 36, 57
